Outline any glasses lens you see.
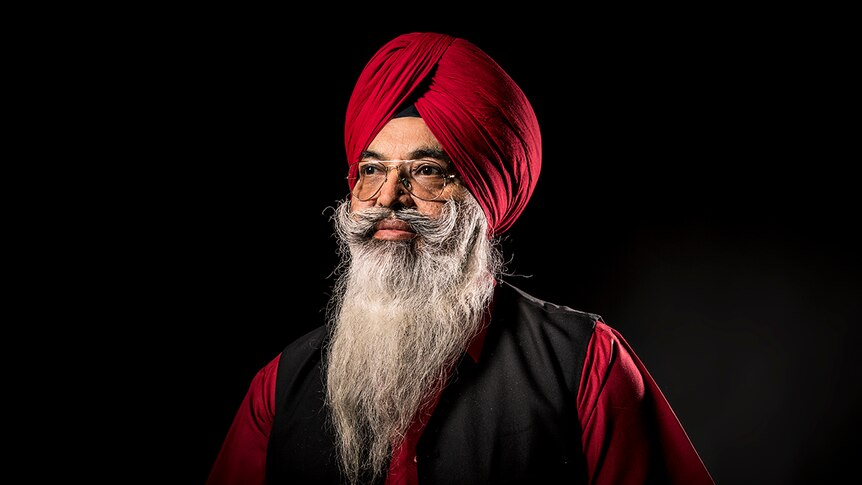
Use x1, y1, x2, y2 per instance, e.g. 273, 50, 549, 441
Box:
353, 162, 387, 201
404, 160, 447, 200
352, 160, 449, 201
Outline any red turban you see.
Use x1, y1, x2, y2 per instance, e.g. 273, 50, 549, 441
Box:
344, 32, 541, 236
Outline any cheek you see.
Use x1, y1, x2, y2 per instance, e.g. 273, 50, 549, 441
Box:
414, 200, 445, 218
350, 197, 373, 212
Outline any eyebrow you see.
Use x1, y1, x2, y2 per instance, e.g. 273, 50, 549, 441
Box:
360, 147, 451, 163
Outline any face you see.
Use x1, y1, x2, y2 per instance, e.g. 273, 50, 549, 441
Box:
350, 117, 463, 241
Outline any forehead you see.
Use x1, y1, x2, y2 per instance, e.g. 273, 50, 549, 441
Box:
366, 117, 442, 158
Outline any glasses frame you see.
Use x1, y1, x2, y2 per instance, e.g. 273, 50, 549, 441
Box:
347, 159, 457, 202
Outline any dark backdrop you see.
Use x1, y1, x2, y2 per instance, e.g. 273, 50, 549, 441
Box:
128, 18, 858, 485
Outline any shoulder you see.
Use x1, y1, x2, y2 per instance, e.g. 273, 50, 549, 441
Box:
273, 326, 329, 371
580, 321, 650, 403
272, 326, 329, 392
490, 280, 601, 384
282, 325, 328, 356
495, 279, 602, 332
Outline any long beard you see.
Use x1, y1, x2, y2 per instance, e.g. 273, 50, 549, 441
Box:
324, 194, 501, 483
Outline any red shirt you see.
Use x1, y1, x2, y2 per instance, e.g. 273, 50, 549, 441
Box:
207, 322, 714, 484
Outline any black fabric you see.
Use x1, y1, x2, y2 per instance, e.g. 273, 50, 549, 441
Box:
266, 280, 599, 484
265, 326, 344, 484
392, 103, 421, 118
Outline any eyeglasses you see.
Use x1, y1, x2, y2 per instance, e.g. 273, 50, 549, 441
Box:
348, 159, 456, 201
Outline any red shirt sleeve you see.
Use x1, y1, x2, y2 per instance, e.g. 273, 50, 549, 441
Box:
578, 322, 714, 484
206, 355, 280, 485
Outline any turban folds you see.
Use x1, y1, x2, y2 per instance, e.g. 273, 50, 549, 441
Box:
344, 32, 541, 236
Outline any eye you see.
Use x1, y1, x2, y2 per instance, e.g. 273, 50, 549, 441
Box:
412, 161, 445, 178
359, 163, 385, 176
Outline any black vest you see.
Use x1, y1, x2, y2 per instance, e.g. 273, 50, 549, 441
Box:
266, 280, 599, 484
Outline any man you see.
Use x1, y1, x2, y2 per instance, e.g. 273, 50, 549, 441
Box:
207, 32, 714, 484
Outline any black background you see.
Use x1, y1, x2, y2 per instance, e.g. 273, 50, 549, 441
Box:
112, 15, 859, 484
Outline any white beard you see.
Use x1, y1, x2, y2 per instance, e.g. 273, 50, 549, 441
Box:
324, 193, 501, 483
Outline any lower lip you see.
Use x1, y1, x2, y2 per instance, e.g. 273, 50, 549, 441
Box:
373, 229, 417, 241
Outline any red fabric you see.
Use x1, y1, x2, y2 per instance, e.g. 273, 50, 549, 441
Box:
344, 32, 542, 236
205, 357, 276, 485
206, 322, 713, 485
384, 387, 440, 485
578, 324, 714, 484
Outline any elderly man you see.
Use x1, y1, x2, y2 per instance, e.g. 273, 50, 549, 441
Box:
207, 32, 714, 485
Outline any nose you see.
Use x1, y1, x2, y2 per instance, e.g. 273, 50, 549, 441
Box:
374, 169, 415, 208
